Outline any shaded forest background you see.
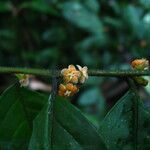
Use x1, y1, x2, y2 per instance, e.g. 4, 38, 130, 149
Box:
0, 0, 150, 125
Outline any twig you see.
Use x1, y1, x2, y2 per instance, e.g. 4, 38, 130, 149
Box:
0, 66, 150, 77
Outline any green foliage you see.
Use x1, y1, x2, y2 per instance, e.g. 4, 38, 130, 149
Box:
0, 84, 46, 149
20, 1, 58, 15
29, 95, 106, 150
99, 90, 150, 149
0, 2, 12, 12
61, 1, 104, 35
0, 83, 149, 149
140, 0, 150, 9
0, 84, 106, 149
1, 0, 150, 68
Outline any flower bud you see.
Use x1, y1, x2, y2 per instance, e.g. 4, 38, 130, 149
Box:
61, 65, 81, 84
131, 58, 149, 70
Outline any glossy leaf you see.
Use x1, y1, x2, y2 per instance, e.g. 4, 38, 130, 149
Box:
28, 99, 51, 150
0, 84, 46, 149
61, 1, 104, 36
99, 90, 150, 149
29, 96, 106, 150
138, 106, 150, 149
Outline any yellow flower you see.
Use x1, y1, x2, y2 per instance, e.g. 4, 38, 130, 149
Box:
76, 65, 88, 83
131, 58, 149, 70
15, 74, 30, 87
61, 65, 81, 84
58, 83, 79, 97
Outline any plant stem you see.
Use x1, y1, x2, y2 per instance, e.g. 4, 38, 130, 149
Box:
0, 66, 150, 77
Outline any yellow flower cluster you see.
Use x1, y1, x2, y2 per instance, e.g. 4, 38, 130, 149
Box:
58, 65, 88, 97
61, 65, 81, 84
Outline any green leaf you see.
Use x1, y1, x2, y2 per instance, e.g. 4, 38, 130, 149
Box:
123, 5, 143, 38
29, 96, 106, 150
61, 2, 104, 36
103, 17, 122, 29
83, 0, 100, 13
138, 106, 150, 149
139, 0, 150, 9
99, 90, 150, 149
83, 113, 100, 129
20, 1, 58, 15
28, 98, 51, 150
0, 84, 46, 149
0, 2, 12, 12
76, 35, 106, 51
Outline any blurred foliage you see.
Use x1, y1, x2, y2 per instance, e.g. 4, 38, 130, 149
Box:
0, 0, 150, 69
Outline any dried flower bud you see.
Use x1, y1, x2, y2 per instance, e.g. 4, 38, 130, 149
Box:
15, 74, 30, 87
61, 65, 81, 84
131, 58, 149, 70
58, 83, 79, 97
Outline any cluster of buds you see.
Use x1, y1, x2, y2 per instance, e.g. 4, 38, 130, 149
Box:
58, 65, 88, 97
131, 58, 149, 86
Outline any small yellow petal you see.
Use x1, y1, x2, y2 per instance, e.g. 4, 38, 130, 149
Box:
59, 84, 66, 92
61, 69, 68, 75
68, 65, 76, 71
